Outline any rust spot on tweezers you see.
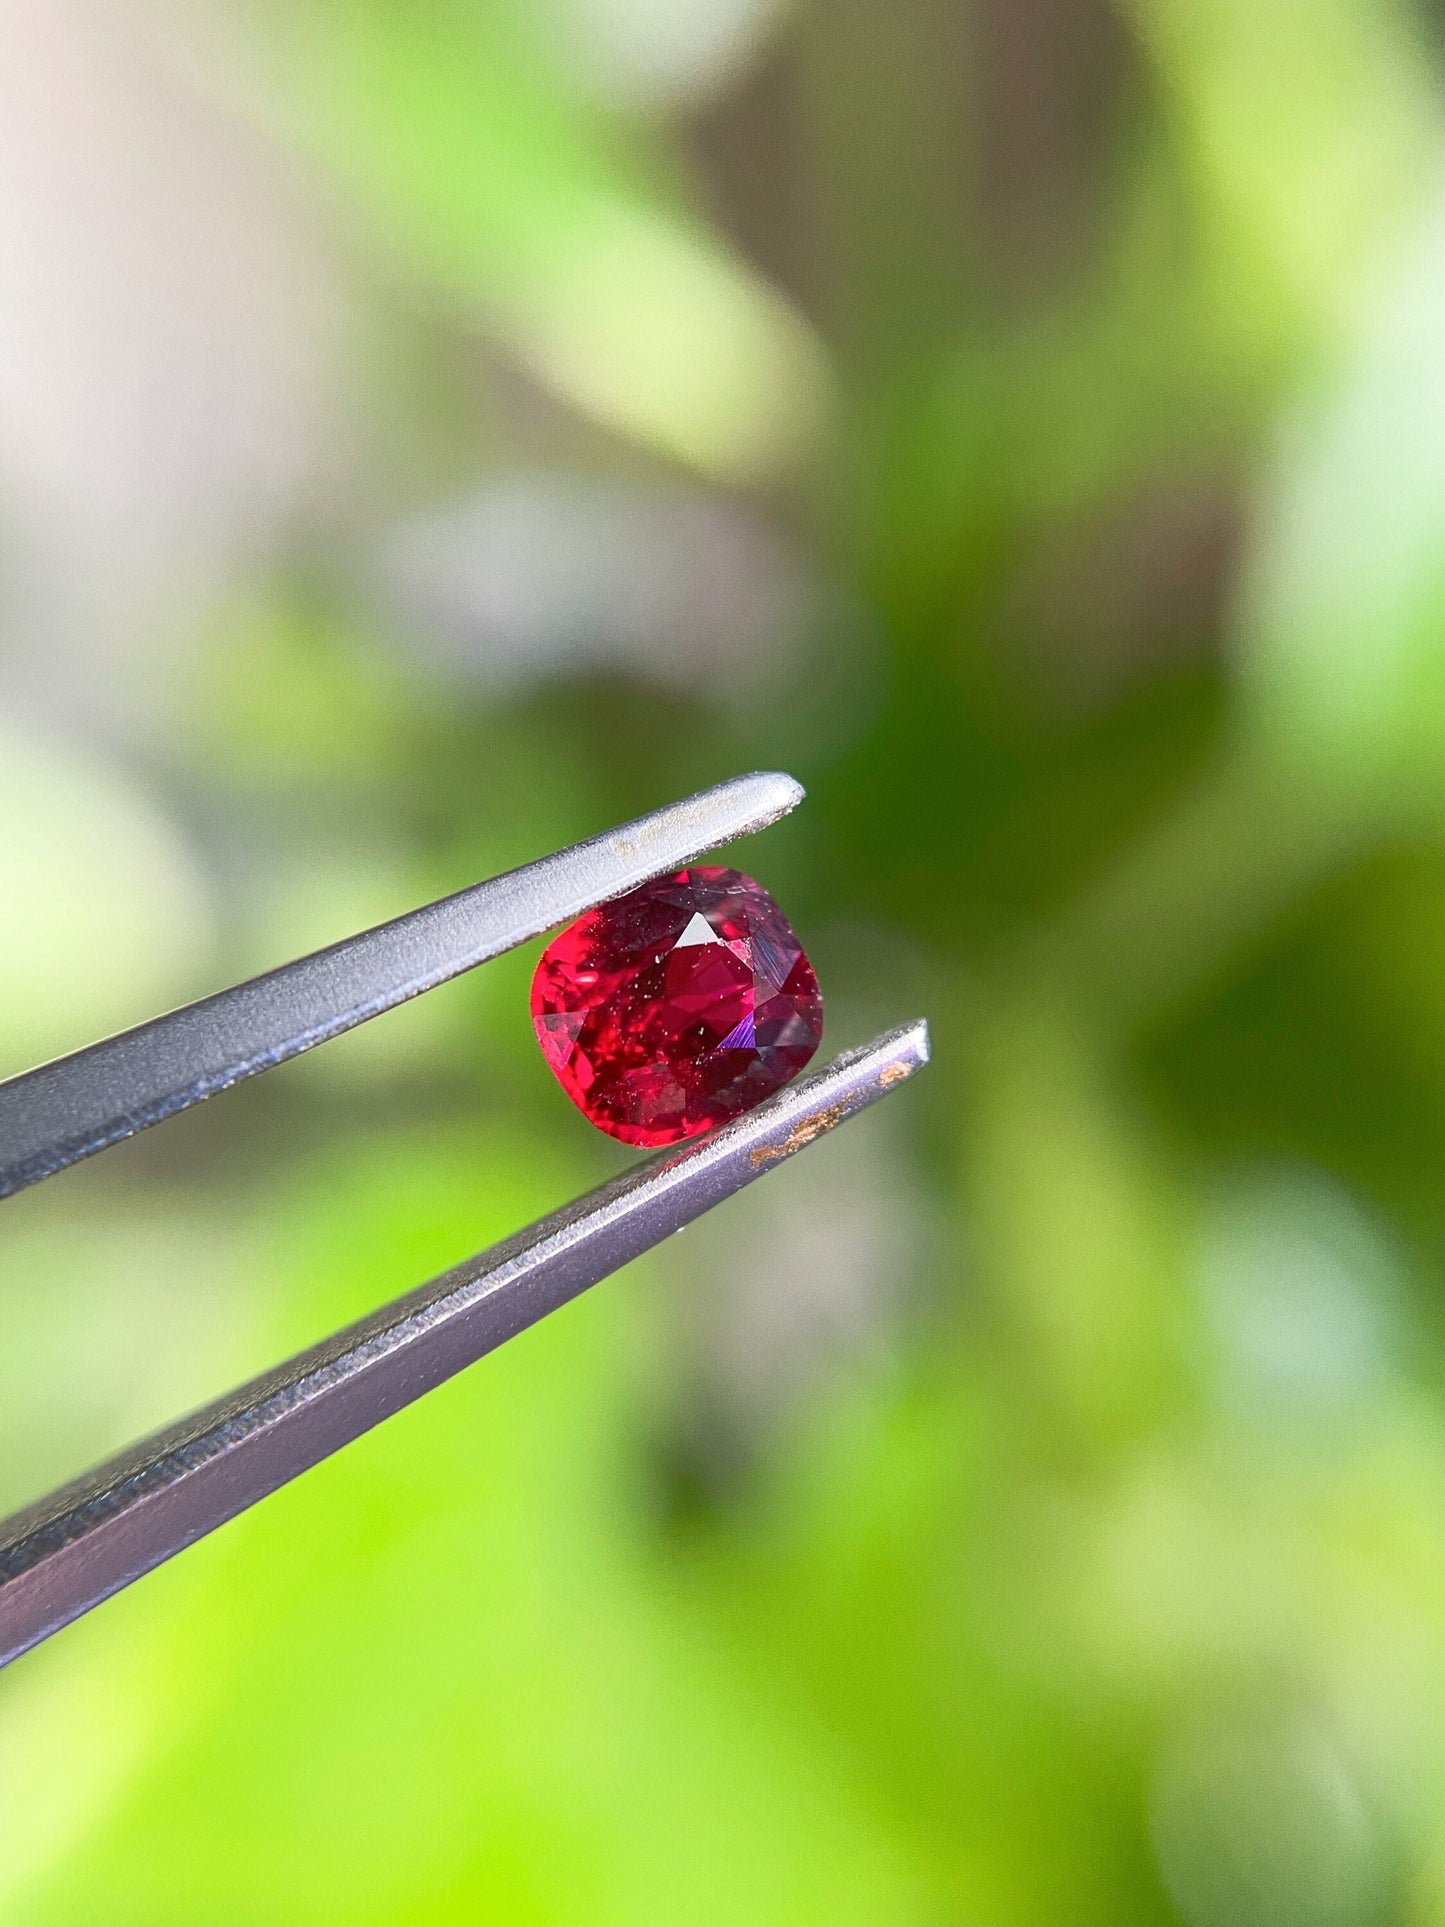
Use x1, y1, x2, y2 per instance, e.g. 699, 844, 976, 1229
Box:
749, 1099, 851, 1166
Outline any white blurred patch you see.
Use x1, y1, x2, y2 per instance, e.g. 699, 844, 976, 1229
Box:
492, 202, 831, 480
1239, 168, 1445, 798
0, 714, 215, 1074
0, 0, 346, 729
541, 0, 788, 111
1198, 1167, 1403, 1430
674, 1120, 924, 1454
379, 473, 817, 703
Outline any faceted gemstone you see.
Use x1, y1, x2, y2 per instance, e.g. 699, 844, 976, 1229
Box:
531, 865, 824, 1146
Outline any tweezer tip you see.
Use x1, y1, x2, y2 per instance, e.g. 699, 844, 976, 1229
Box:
872, 1017, 930, 1080
736, 770, 805, 825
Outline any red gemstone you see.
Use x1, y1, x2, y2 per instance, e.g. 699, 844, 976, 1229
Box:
531, 865, 824, 1146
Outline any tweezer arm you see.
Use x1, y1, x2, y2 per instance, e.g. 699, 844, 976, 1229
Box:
0, 772, 803, 1201
0, 1020, 928, 1669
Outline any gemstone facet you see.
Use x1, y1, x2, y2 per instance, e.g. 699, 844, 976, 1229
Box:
531, 865, 824, 1146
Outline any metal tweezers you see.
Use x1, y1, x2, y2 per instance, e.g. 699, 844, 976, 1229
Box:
0, 772, 928, 1668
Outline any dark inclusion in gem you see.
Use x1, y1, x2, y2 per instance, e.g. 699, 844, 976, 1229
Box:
531, 865, 824, 1147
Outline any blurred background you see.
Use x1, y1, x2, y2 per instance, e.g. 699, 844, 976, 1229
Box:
5, 0, 1445, 1918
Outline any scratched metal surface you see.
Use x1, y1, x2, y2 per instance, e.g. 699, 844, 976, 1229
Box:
0, 771, 804, 1200
0, 1019, 929, 1668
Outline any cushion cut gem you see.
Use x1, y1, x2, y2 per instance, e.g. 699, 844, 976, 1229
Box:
530, 865, 824, 1146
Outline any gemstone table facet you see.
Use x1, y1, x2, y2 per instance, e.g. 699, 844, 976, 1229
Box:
531, 866, 824, 1146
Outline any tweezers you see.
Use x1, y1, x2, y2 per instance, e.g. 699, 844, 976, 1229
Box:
0, 771, 929, 1668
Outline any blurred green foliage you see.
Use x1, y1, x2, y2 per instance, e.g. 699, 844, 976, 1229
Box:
8, 0, 1445, 1920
